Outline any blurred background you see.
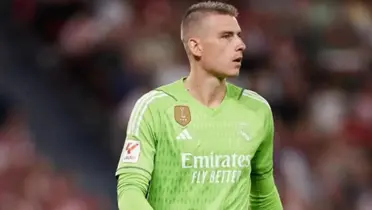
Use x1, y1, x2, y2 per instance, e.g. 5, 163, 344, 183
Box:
0, 0, 372, 209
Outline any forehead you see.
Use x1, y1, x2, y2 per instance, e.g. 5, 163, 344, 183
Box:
201, 14, 241, 34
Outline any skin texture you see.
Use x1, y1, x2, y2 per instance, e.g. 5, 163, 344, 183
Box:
183, 13, 246, 108
186, 13, 246, 78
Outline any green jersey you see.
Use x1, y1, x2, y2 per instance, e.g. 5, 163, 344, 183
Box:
116, 78, 282, 210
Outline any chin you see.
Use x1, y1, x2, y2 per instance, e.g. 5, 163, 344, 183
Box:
210, 68, 240, 78
224, 69, 240, 77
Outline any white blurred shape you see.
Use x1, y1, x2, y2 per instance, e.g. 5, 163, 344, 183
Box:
280, 148, 312, 204
309, 89, 346, 134
95, 0, 133, 33
153, 65, 189, 87
131, 34, 176, 70
318, 49, 367, 73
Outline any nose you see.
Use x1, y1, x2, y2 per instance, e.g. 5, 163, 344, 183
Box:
236, 38, 246, 52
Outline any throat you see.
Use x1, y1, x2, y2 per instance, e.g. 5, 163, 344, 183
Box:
184, 76, 227, 108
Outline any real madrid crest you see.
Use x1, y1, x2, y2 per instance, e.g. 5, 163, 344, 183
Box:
174, 105, 191, 126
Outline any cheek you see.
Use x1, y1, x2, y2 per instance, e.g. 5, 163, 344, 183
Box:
214, 51, 230, 66
202, 42, 229, 66
205, 47, 225, 62
207, 52, 223, 67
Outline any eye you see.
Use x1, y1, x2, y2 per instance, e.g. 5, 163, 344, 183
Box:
221, 33, 233, 39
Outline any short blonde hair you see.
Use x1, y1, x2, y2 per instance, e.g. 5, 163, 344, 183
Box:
180, 1, 239, 42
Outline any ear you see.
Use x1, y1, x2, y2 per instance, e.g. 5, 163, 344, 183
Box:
187, 38, 202, 57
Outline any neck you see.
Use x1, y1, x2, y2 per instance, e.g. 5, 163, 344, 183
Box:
184, 67, 227, 108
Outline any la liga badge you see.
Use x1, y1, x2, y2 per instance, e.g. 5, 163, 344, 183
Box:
121, 140, 140, 163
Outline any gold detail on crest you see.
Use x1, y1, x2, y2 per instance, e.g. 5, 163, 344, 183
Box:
174, 105, 191, 126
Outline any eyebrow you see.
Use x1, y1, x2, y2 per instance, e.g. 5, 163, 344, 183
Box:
219, 30, 242, 36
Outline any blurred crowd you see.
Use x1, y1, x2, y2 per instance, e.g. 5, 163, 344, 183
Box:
1, 0, 372, 209
0, 93, 105, 209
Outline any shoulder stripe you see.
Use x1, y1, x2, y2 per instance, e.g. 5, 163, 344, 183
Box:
134, 93, 167, 136
127, 90, 167, 136
242, 90, 270, 109
127, 91, 158, 135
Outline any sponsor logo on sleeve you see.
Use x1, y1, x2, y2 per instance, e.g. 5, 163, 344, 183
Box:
121, 140, 140, 163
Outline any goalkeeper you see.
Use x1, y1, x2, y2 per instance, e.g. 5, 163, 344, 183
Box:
116, 1, 283, 210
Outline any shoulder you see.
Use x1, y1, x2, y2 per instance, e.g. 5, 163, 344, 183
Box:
132, 79, 183, 112
239, 89, 274, 127
240, 89, 271, 111
132, 89, 174, 112
228, 83, 271, 114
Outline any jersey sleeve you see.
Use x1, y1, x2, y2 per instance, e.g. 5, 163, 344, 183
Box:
250, 105, 283, 210
116, 91, 160, 176
251, 106, 274, 178
116, 91, 165, 210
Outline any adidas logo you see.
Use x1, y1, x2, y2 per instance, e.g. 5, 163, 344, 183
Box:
176, 129, 192, 140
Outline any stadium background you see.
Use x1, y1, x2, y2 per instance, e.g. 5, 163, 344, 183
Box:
0, 0, 372, 209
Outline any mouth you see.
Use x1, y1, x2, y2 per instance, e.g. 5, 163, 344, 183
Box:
232, 57, 243, 63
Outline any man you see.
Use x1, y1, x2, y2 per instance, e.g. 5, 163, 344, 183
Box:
116, 1, 282, 210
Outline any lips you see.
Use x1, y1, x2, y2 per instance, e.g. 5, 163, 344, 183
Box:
232, 57, 242, 63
